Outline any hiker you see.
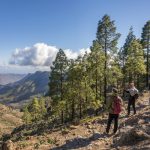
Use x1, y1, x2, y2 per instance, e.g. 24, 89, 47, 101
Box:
126, 82, 139, 115
106, 88, 123, 134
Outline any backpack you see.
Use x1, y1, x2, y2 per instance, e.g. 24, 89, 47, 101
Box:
134, 93, 139, 100
113, 96, 122, 114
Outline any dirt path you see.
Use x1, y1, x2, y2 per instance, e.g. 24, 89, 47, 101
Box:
49, 91, 150, 150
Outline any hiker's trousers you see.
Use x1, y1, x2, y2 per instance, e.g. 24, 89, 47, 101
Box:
106, 113, 119, 134
128, 96, 136, 115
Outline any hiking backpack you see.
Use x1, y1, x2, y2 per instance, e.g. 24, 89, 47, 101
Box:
113, 97, 122, 114
134, 93, 139, 100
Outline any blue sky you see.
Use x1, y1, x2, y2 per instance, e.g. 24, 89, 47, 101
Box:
0, 0, 150, 73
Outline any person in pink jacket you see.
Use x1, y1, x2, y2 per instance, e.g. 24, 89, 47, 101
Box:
106, 88, 123, 134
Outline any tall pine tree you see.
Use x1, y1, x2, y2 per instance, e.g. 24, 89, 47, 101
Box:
121, 27, 136, 86
125, 39, 146, 85
48, 49, 68, 123
123, 27, 136, 57
96, 14, 120, 104
141, 21, 150, 88
48, 49, 68, 101
88, 40, 105, 100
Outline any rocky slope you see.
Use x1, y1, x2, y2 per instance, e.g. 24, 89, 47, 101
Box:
0, 104, 22, 137
0, 71, 49, 108
1, 91, 150, 150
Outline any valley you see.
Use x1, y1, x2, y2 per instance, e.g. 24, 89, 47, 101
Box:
0, 71, 49, 108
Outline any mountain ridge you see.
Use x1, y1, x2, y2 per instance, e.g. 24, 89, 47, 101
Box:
0, 71, 49, 108
0, 74, 26, 85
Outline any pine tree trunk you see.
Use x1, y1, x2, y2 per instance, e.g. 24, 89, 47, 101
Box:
71, 99, 75, 121
65, 101, 68, 121
61, 111, 64, 124
60, 70, 63, 101
146, 43, 149, 88
104, 28, 107, 104
117, 80, 119, 89
122, 57, 126, 88
137, 74, 140, 89
104, 48, 107, 104
99, 79, 102, 98
85, 81, 87, 103
104, 67, 107, 104
71, 79, 75, 121
96, 67, 98, 99
79, 98, 82, 119
129, 72, 132, 83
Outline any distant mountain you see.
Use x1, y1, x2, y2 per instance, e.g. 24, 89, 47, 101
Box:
0, 71, 49, 108
0, 85, 4, 89
0, 73, 26, 85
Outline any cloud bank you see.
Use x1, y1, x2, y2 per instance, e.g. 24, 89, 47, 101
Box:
9, 43, 90, 67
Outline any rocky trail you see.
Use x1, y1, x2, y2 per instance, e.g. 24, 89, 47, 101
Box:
1, 91, 150, 150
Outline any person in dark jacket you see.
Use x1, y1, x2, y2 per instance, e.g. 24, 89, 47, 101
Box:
105, 88, 123, 134
126, 82, 138, 115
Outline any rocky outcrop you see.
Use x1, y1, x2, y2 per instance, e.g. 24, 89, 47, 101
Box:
1, 140, 15, 150
114, 126, 150, 146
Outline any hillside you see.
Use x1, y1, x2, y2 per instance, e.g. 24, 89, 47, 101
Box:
0, 74, 25, 85
0, 71, 49, 108
1, 91, 149, 150
0, 104, 22, 137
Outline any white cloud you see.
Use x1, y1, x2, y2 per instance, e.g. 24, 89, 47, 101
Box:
10, 43, 58, 66
9, 43, 90, 67
79, 48, 91, 56
64, 49, 78, 60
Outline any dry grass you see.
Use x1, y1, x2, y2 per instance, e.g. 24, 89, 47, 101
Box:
0, 104, 23, 137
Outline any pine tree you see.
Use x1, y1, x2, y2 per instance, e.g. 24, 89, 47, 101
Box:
141, 21, 150, 88
30, 97, 40, 121
121, 27, 136, 86
63, 54, 99, 120
88, 40, 105, 101
96, 14, 120, 104
123, 27, 136, 57
22, 106, 32, 124
65, 59, 76, 120
69, 56, 85, 119
54, 100, 66, 124
78, 54, 98, 118
48, 49, 68, 123
108, 56, 123, 90
125, 39, 146, 84
39, 97, 47, 118
48, 49, 68, 101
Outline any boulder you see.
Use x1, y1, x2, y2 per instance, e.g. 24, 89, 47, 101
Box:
1, 140, 14, 150
138, 119, 145, 124
115, 128, 150, 146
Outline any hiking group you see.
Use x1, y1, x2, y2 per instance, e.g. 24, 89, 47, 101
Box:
105, 82, 139, 134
